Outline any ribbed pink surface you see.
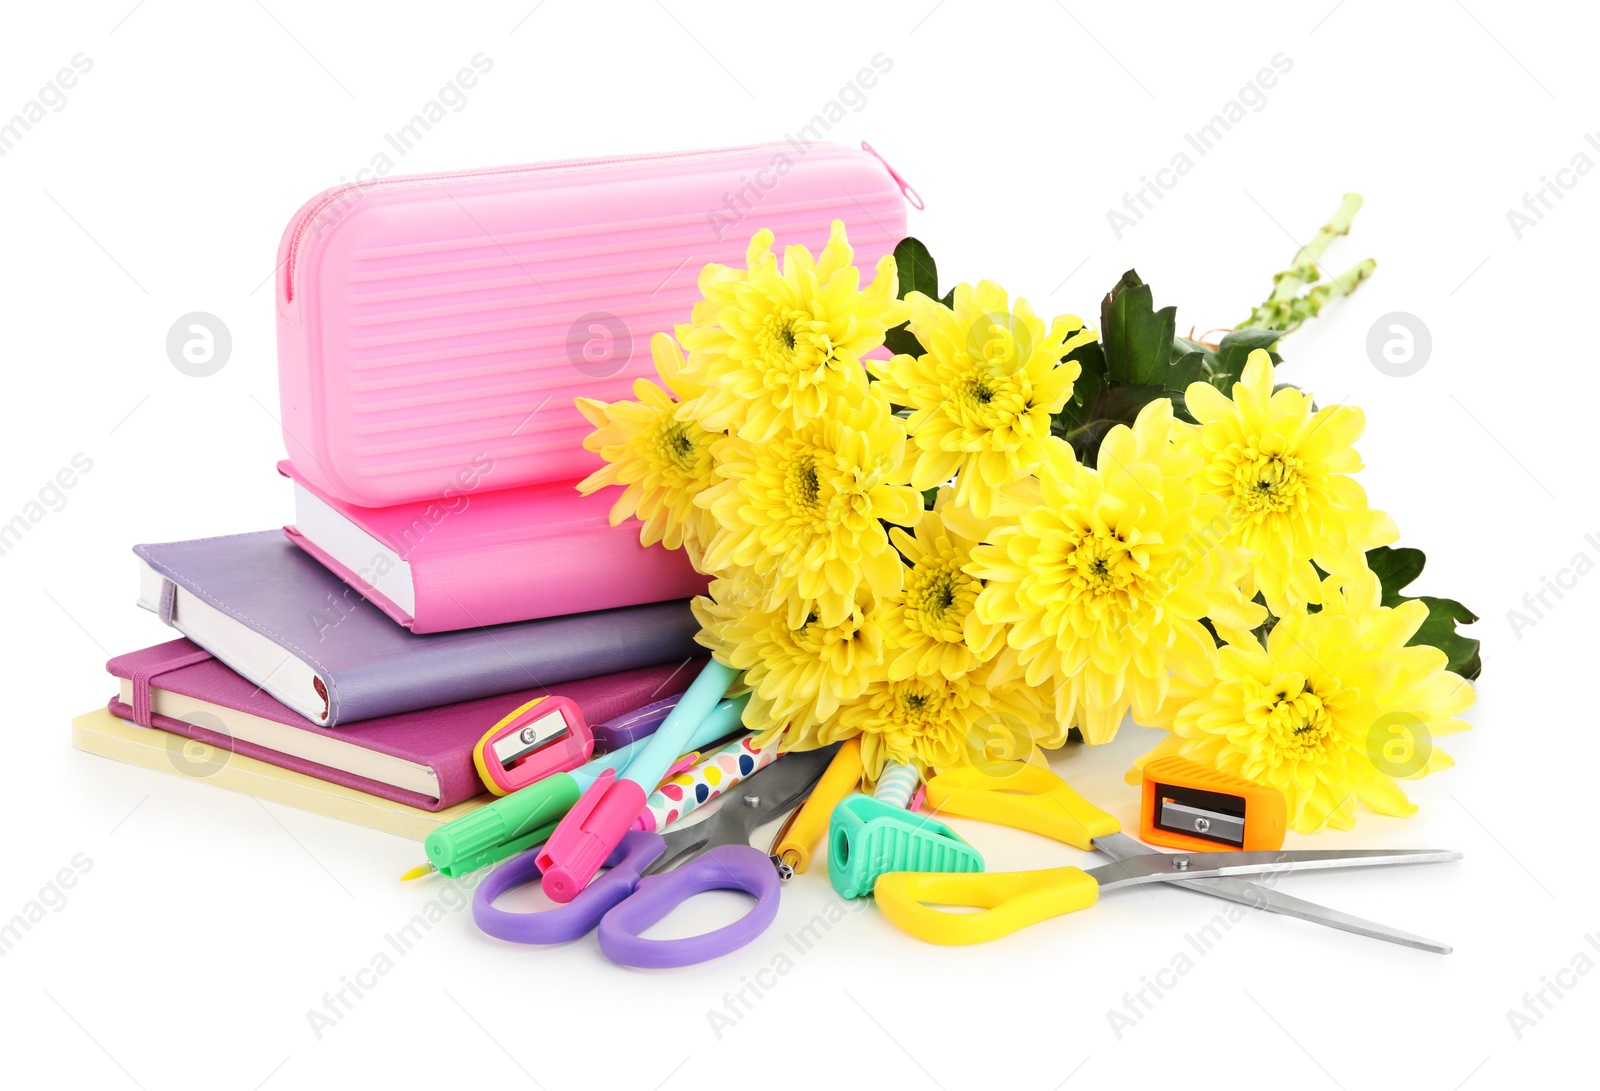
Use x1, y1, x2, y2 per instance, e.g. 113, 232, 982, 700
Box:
276, 143, 908, 507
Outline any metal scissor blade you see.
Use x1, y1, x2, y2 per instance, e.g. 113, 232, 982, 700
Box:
1160, 875, 1454, 954
642, 745, 838, 876
1086, 846, 1462, 888
643, 831, 712, 878
1086, 831, 1457, 953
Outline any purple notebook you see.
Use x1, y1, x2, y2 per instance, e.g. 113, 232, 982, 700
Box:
107, 639, 703, 810
133, 531, 702, 726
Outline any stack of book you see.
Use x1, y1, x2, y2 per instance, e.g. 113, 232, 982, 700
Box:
72, 143, 902, 841
72, 460, 710, 839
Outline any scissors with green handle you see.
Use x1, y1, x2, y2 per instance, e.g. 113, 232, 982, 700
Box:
873, 762, 1462, 951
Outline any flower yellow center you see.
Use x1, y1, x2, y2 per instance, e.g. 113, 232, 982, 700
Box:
1229, 448, 1305, 518
757, 309, 832, 374
766, 433, 893, 542
876, 679, 952, 736
904, 557, 979, 643
949, 369, 1030, 437
1250, 679, 1341, 764
791, 610, 842, 653
786, 456, 823, 512
649, 417, 706, 481
1069, 535, 1139, 600
864, 678, 970, 770
757, 604, 881, 699
1014, 526, 1159, 639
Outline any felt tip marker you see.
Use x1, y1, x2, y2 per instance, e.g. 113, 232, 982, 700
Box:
407, 692, 749, 880
536, 660, 738, 902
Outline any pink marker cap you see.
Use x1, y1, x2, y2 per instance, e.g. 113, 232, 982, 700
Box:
535, 772, 648, 903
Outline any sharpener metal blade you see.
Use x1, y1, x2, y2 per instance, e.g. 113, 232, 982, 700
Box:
490, 709, 570, 769
1158, 799, 1245, 846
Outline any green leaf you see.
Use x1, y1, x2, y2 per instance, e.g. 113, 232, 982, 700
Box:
1061, 340, 1105, 410
883, 323, 922, 358
939, 288, 955, 308
893, 237, 938, 300
882, 238, 940, 358
1053, 272, 1197, 461
1051, 382, 1175, 464
1414, 596, 1483, 680
1367, 546, 1427, 606
1098, 383, 1173, 423
1169, 350, 1206, 405
1366, 546, 1482, 678
1169, 336, 1208, 408
1203, 328, 1281, 388
1052, 339, 1107, 454
1100, 270, 1178, 387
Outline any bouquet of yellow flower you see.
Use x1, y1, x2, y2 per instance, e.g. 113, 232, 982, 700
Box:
574, 198, 1478, 833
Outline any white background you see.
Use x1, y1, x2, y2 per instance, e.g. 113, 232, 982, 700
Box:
1, 2, 1592, 1088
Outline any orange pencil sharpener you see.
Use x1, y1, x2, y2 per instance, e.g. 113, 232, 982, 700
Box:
1139, 757, 1286, 852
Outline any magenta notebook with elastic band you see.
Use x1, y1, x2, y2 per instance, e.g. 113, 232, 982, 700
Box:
106, 638, 703, 810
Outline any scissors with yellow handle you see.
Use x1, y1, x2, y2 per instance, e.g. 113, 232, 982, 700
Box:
874, 762, 1461, 951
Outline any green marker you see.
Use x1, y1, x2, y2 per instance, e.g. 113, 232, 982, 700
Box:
408, 694, 749, 879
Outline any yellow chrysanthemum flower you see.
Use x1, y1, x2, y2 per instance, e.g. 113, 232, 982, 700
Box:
1182, 350, 1399, 615
881, 489, 1006, 681
697, 385, 922, 628
868, 281, 1095, 518
968, 400, 1265, 746
676, 220, 907, 442
1128, 569, 1474, 832
819, 664, 1044, 780
691, 576, 886, 744
574, 333, 721, 565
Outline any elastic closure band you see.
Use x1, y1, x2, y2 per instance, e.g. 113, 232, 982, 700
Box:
128, 647, 214, 727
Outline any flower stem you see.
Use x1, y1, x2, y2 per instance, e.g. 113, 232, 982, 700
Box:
1239, 193, 1375, 336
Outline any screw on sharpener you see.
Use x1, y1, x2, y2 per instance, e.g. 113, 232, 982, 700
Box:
1138, 757, 1287, 852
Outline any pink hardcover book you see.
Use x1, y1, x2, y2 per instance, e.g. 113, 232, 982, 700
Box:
275, 141, 912, 507
106, 638, 702, 810
279, 460, 707, 633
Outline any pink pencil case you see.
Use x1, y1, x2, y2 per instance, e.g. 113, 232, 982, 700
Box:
275, 141, 913, 508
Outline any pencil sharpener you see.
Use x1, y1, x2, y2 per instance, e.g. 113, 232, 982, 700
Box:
827, 795, 983, 899
1139, 757, 1286, 852
472, 696, 594, 797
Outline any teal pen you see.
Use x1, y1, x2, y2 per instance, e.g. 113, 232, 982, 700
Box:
407, 694, 750, 880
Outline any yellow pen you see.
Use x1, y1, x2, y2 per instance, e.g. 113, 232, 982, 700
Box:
768, 738, 863, 878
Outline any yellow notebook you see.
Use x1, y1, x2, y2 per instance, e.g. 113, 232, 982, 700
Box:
71, 708, 487, 840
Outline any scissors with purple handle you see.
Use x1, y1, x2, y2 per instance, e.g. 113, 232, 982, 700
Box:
473, 744, 838, 968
